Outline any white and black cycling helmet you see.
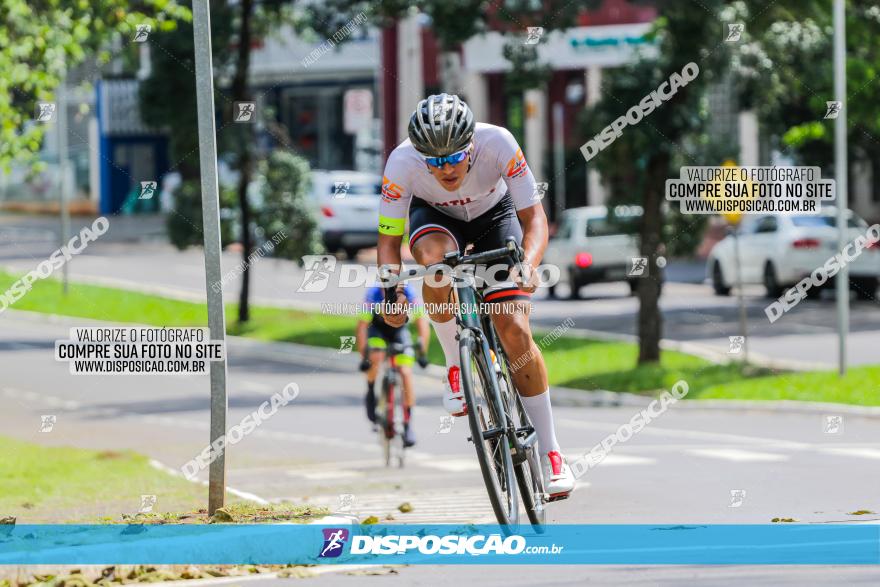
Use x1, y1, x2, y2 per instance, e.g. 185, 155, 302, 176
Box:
407, 93, 475, 157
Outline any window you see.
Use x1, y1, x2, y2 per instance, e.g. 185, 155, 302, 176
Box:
586, 214, 641, 237
328, 182, 381, 196
554, 216, 573, 240
791, 215, 865, 228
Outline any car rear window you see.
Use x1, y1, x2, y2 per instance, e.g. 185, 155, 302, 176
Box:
586, 214, 641, 237
791, 216, 864, 228
329, 182, 382, 196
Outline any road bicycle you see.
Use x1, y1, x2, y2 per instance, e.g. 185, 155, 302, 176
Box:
374, 341, 411, 468
383, 238, 547, 530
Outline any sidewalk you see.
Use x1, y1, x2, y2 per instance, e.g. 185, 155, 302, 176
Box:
0, 212, 168, 243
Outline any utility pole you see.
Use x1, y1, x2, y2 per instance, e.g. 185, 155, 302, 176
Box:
56, 75, 72, 294
191, 0, 229, 514
833, 0, 848, 376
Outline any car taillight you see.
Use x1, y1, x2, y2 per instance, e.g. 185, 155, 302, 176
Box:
792, 238, 820, 249
321, 206, 334, 218
575, 252, 593, 268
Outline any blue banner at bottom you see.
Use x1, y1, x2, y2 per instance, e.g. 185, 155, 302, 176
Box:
1, 524, 877, 565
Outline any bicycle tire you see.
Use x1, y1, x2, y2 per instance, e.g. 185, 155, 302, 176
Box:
459, 329, 519, 528
379, 374, 392, 467
513, 393, 546, 530
492, 338, 546, 531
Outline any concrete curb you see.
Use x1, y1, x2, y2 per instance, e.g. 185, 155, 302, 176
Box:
0, 266, 815, 372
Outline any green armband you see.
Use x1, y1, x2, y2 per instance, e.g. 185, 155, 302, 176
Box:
378, 215, 405, 236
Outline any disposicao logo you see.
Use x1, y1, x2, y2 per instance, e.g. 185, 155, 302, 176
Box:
319, 528, 350, 558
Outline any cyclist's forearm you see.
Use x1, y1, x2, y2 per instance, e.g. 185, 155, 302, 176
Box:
517, 204, 549, 265
355, 321, 368, 356
377, 233, 403, 277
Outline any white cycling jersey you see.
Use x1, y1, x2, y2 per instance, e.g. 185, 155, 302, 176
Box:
378, 123, 539, 235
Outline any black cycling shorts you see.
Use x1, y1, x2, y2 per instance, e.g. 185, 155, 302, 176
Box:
408, 194, 528, 303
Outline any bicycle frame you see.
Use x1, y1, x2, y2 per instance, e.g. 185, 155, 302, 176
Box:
453, 278, 537, 461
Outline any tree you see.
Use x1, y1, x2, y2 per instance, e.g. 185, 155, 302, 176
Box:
0, 0, 189, 169
142, 0, 324, 324
580, 1, 732, 364
732, 0, 880, 199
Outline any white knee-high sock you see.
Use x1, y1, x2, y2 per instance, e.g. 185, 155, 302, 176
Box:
430, 316, 460, 370
520, 389, 561, 455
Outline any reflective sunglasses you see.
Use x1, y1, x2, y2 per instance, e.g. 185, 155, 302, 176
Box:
424, 149, 469, 169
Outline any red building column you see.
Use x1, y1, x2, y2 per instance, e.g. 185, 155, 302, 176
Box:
381, 21, 399, 164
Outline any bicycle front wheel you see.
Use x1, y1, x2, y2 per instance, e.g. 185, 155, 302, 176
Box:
459, 329, 519, 528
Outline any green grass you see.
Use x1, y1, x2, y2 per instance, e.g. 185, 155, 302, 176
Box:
0, 436, 206, 522
3, 269, 877, 405
537, 336, 772, 395
697, 365, 880, 405
0, 270, 208, 326
0, 435, 328, 523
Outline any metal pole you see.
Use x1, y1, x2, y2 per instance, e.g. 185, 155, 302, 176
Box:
552, 102, 566, 222
833, 0, 848, 376
191, 0, 229, 514
733, 229, 748, 364
56, 76, 71, 295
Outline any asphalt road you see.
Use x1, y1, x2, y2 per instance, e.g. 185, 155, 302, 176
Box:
2, 311, 879, 585
2, 226, 879, 368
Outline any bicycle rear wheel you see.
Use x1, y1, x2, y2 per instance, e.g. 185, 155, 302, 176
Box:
378, 374, 393, 467
459, 329, 519, 528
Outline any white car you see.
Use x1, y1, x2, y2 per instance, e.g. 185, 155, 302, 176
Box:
706, 207, 880, 299
311, 170, 382, 259
543, 205, 646, 299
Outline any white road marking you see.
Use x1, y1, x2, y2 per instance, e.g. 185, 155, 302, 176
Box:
589, 454, 656, 466
148, 459, 269, 505
238, 380, 274, 393
416, 457, 479, 472
299, 470, 364, 481
558, 418, 809, 449
296, 487, 496, 524
687, 448, 788, 462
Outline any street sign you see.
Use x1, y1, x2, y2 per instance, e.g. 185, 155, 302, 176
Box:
343, 89, 373, 135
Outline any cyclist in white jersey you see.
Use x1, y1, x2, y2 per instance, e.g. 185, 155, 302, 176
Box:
377, 93, 575, 499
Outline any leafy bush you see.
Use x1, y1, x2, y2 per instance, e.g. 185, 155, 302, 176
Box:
254, 150, 323, 262
165, 180, 237, 250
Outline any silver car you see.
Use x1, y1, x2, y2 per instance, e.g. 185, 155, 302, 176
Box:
543, 205, 644, 299
311, 170, 382, 259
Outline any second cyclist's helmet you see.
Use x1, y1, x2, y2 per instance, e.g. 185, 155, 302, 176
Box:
408, 93, 475, 157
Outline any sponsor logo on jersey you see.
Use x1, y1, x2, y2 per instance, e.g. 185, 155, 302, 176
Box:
382, 176, 403, 202
506, 149, 528, 179
433, 197, 474, 207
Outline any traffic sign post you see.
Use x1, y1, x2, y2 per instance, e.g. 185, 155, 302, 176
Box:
191, 0, 229, 514
833, 0, 849, 376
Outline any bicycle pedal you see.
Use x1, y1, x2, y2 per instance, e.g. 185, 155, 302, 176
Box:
547, 492, 571, 503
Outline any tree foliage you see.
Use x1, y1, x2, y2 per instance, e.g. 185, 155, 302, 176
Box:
580, 1, 733, 363
0, 0, 189, 169
731, 0, 880, 186
255, 150, 323, 262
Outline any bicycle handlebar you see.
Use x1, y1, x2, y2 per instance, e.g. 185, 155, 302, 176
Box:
380, 237, 526, 288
